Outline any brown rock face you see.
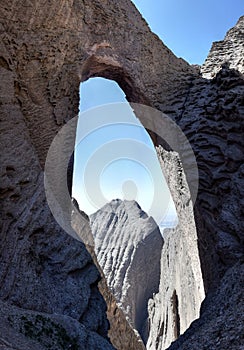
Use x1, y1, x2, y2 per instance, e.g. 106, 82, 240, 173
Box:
0, 0, 243, 349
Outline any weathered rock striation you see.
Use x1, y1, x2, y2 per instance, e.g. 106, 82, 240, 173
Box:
162, 18, 243, 350
0, 0, 194, 348
179, 60, 244, 290
157, 16, 244, 292
0, 0, 243, 349
147, 148, 205, 350
90, 199, 163, 343
71, 198, 146, 350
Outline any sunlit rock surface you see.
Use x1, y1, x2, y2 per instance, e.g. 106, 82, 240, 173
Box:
90, 199, 163, 342
201, 15, 244, 78
71, 198, 146, 350
146, 149, 205, 350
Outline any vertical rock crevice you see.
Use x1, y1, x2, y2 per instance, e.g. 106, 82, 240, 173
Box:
171, 290, 180, 340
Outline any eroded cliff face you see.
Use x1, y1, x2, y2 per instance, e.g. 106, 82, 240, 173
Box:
90, 199, 163, 343
158, 16, 244, 292
71, 199, 146, 350
0, 0, 194, 348
0, 0, 243, 349
0, 71, 113, 349
161, 18, 244, 350
147, 148, 205, 350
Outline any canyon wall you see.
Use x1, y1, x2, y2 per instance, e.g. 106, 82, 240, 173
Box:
0, 0, 243, 349
147, 148, 205, 350
157, 16, 244, 292
0, 0, 194, 348
162, 17, 244, 350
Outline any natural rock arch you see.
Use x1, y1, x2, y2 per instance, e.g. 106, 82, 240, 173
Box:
1, 1, 243, 349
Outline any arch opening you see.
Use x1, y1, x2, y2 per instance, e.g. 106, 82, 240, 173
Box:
68, 60, 203, 347
72, 77, 178, 232
71, 76, 180, 343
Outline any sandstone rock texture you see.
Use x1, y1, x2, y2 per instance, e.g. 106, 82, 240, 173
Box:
90, 199, 163, 343
0, 0, 243, 349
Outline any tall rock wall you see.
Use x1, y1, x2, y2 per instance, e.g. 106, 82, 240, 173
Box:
162, 17, 244, 350
179, 60, 244, 289
0, 0, 195, 348
0, 55, 114, 349
159, 16, 244, 291
0, 0, 243, 349
147, 148, 205, 350
71, 199, 146, 350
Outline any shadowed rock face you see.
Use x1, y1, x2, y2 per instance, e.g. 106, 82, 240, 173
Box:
159, 16, 244, 292
90, 199, 163, 343
168, 261, 244, 350
177, 64, 244, 291
0, 0, 243, 348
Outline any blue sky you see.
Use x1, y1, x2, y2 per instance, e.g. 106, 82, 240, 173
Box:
73, 78, 178, 231
131, 0, 243, 64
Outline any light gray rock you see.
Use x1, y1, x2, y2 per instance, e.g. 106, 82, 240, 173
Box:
201, 16, 244, 78
71, 198, 146, 350
147, 148, 205, 350
90, 199, 164, 342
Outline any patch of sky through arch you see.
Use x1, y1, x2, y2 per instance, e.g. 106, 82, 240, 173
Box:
72, 77, 178, 234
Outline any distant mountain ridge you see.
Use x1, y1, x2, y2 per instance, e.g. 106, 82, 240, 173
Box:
90, 199, 163, 343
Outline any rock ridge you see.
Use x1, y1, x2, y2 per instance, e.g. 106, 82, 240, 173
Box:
201, 16, 244, 78
71, 198, 146, 350
90, 199, 163, 343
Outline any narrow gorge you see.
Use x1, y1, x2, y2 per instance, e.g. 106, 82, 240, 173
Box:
0, 1, 243, 350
